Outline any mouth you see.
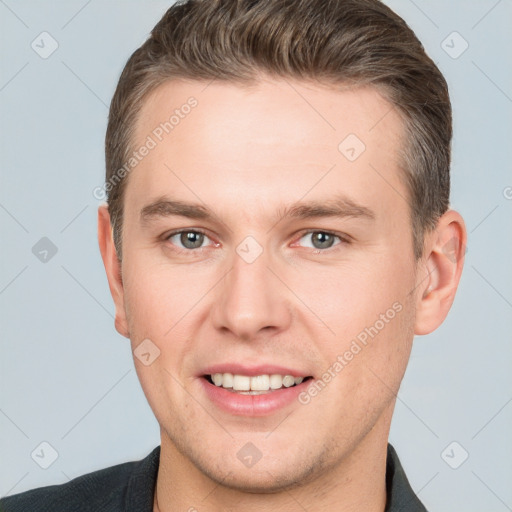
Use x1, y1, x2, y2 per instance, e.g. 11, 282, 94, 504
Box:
203, 373, 313, 395
197, 364, 315, 416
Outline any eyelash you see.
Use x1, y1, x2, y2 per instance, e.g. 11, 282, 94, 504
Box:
293, 230, 351, 253
164, 229, 350, 255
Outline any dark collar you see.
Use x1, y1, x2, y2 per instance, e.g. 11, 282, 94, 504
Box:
125, 443, 427, 511
385, 443, 428, 511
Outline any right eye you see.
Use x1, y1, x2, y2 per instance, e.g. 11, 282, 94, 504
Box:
165, 229, 216, 252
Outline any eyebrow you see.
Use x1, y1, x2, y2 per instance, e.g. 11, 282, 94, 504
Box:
140, 194, 376, 226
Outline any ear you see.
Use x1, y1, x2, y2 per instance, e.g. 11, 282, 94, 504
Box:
97, 205, 130, 338
414, 210, 467, 335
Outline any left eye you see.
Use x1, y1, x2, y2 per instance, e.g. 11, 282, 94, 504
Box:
166, 230, 212, 250
296, 231, 343, 251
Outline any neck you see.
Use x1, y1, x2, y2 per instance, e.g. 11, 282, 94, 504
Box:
154, 407, 393, 512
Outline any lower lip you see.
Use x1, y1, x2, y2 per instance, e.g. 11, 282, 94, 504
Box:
199, 377, 310, 416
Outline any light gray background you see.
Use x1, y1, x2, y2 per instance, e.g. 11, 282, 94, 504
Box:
1, 1, 511, 510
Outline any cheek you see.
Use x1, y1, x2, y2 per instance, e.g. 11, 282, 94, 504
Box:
122, 258, 204, 337
316, 298, 415, 428
310, 258, 414, 339
121, 259, 208, 388
311, 258, 416, 397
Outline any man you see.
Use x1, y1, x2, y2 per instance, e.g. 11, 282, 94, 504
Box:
1, 0, 466, 510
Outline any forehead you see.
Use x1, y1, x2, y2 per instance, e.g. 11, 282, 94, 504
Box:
126, 77, 407, 222
136, 77, 403, 153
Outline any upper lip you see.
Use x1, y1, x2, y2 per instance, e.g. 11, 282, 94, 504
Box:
200, 363, 311, 378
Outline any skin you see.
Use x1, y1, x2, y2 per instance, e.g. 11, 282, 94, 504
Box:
98, 77, 466, 511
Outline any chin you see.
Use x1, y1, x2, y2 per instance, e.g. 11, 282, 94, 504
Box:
190, 446, 329, 494
204, 466, 309, 493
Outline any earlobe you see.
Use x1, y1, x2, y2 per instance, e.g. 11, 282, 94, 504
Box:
414, 210, 467, 335
97, 205, 130, 338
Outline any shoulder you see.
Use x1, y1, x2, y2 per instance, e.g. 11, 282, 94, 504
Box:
0, 447, 160, 512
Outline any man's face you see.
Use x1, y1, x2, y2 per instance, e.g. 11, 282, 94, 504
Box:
117, 78, 421, 490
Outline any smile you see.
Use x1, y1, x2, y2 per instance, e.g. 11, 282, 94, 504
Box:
199, 370, 314, 416
206, 373, 310, 394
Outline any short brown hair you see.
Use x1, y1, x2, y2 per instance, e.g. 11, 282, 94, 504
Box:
105, 0, 451, 260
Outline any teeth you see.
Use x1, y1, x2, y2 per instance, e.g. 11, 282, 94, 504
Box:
269, 374, 283, 390
222, 372, 233, 388
212, 373, 223, 386
251, 374, 270, 391
282, 375, 295, 387
210, 373, 306, 392
232, 375, 250, 391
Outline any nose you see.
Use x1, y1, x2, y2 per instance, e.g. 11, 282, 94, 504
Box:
210, 244, 292, 341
